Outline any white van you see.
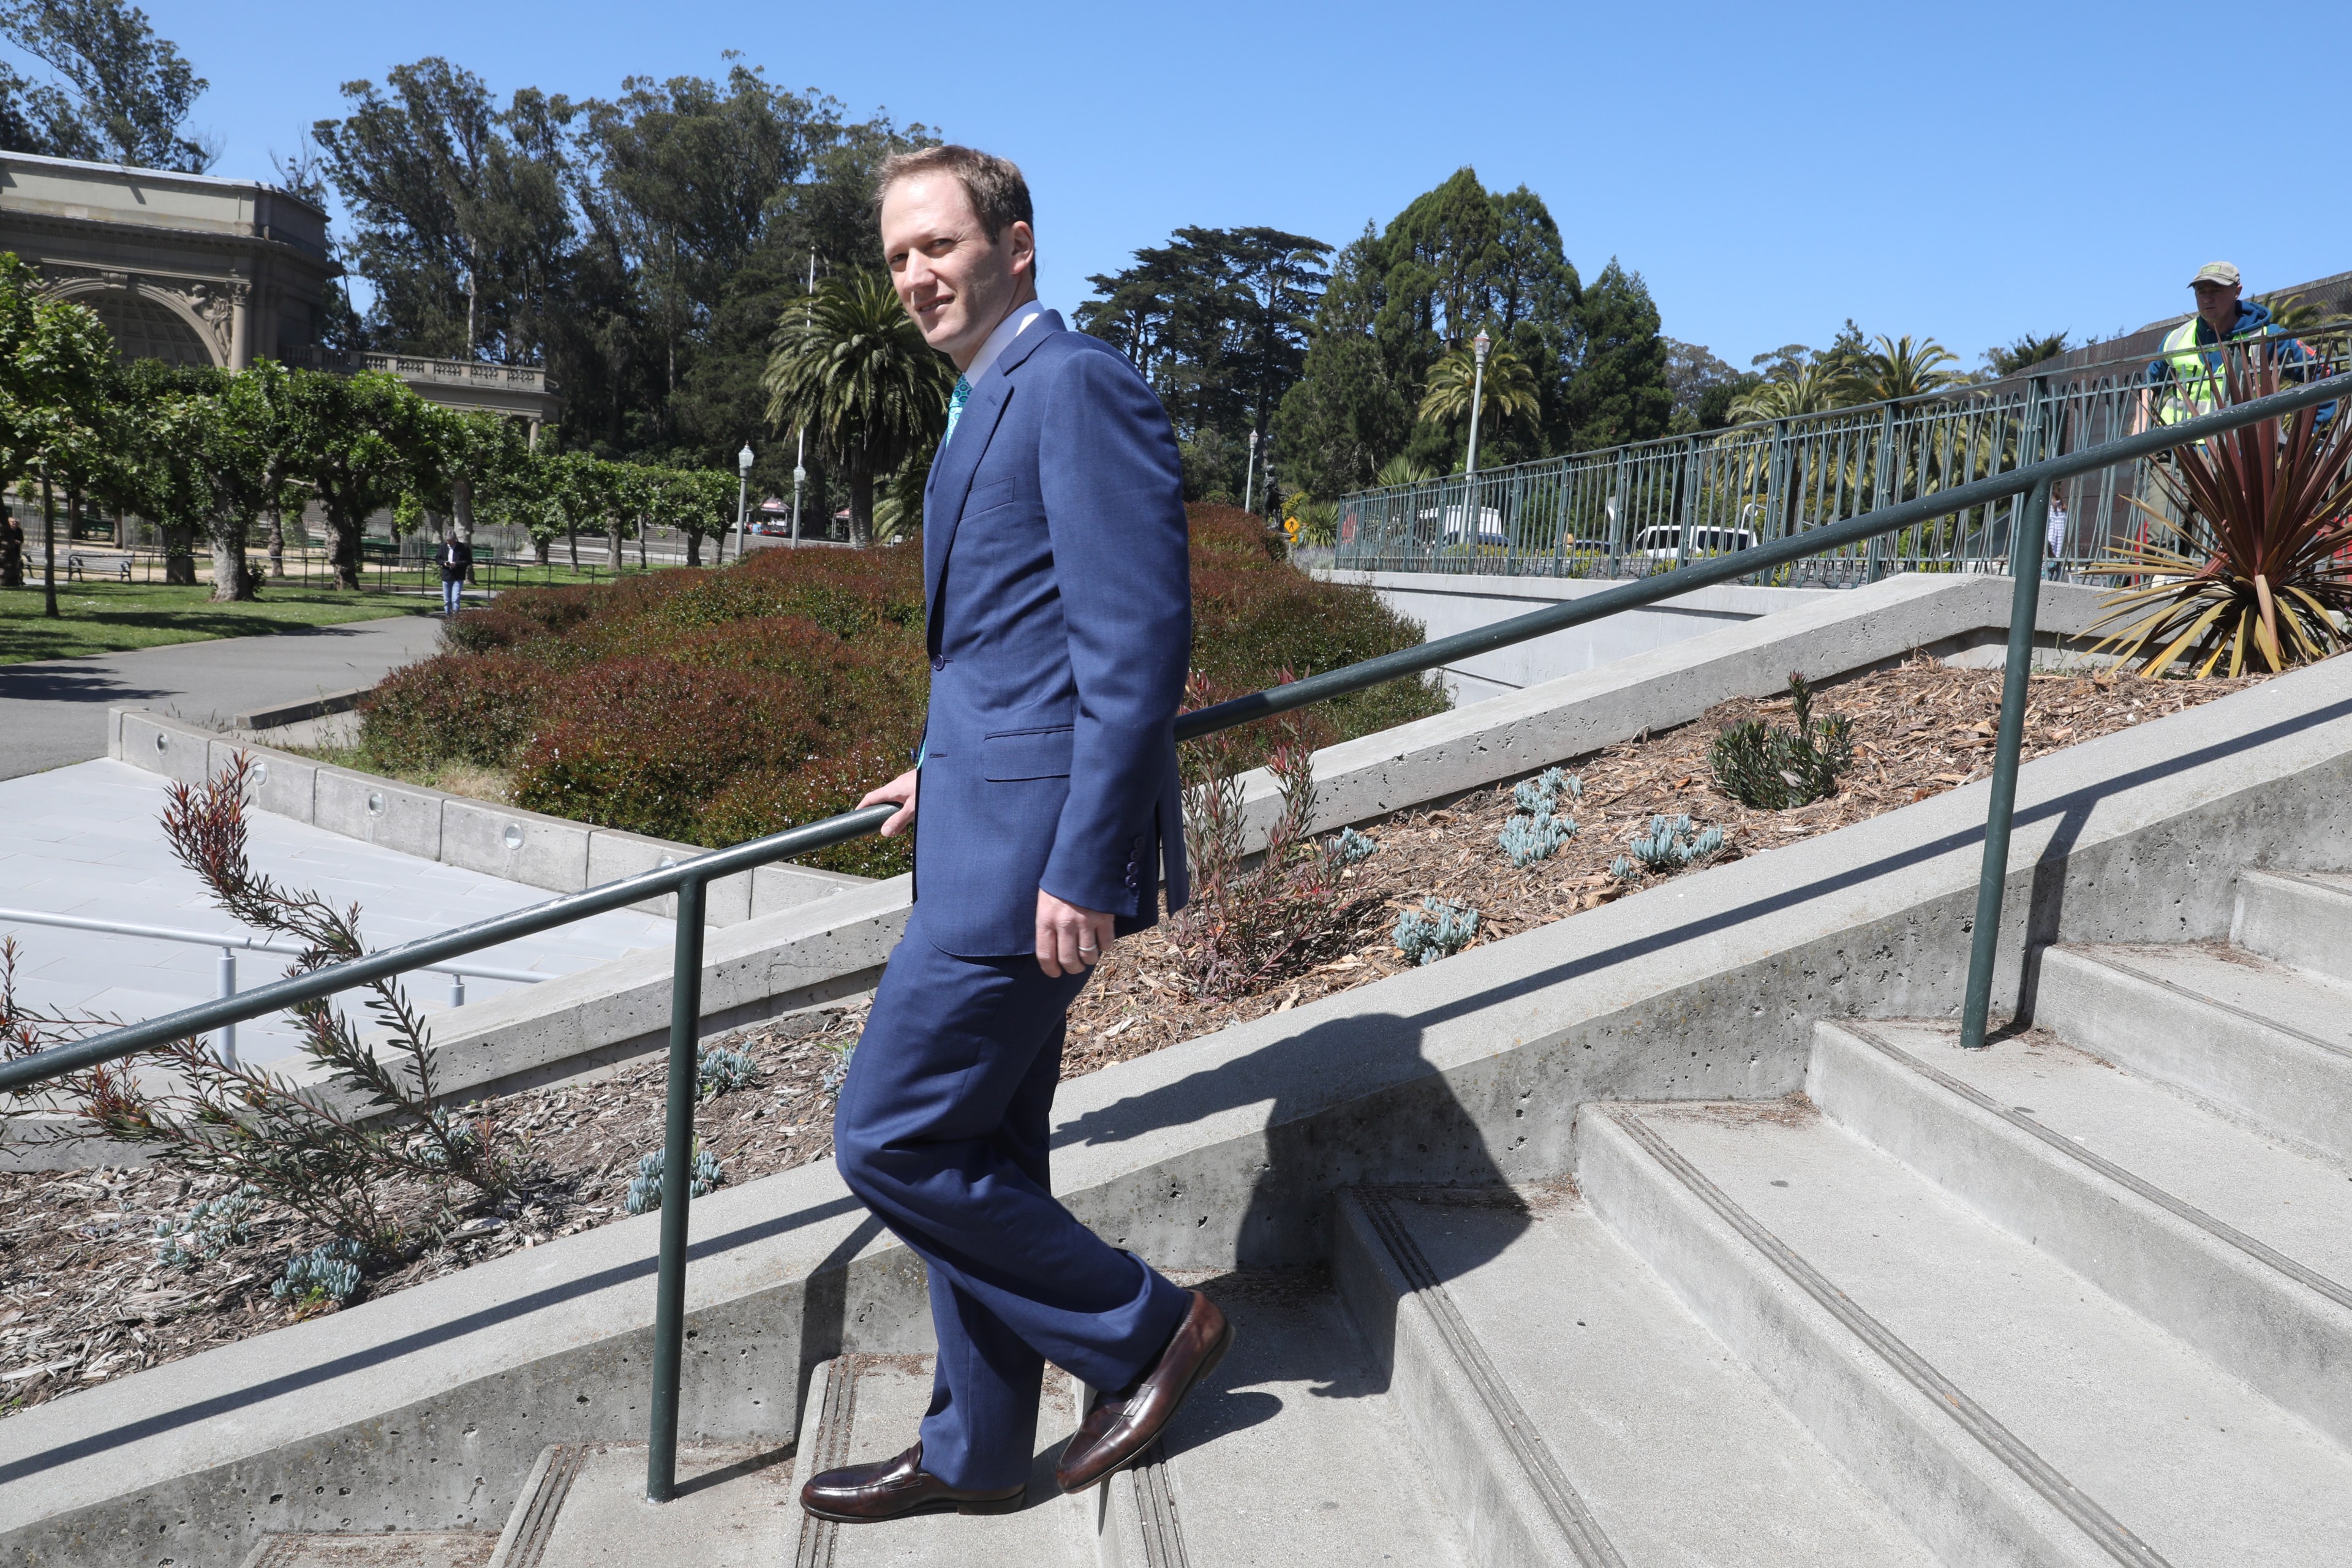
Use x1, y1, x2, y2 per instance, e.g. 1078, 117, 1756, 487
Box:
1632, 525, 1755, 560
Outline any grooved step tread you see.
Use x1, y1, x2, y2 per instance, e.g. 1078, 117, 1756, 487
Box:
1131, 1276, 1472, 1567
1860, 1020, 2352, 1285
1632, 1102, 2352, 1567
501, 1442, 795, 1567
2063, 944, 2352, 1055
1379, 1188, 1937, 1568
238, 1532, 497, 1568
788, 1354, 1088, 1568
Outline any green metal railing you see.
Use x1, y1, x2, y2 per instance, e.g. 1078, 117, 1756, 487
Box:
1333, 328, 2347, 584
1, 366, 2345, 1502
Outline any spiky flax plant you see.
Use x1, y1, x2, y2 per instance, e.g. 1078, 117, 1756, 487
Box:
2090, 361, 2352, 677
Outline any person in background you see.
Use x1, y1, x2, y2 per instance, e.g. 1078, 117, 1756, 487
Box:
436, 527, 472, 616
2044, 491, 2070, 581
2147, 262, 2315, 425
0, 511, 23, 588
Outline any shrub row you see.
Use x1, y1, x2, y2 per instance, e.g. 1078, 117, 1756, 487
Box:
360, 505, 1445, 873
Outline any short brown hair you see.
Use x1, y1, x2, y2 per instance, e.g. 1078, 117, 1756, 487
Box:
873, 145, 1033, 243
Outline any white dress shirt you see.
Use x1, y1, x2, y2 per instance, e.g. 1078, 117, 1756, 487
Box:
964, 296, 1047, 384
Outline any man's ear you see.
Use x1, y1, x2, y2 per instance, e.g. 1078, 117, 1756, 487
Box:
1007, 220, 1036, 280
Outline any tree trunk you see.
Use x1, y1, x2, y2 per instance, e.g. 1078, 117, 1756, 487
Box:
328, 507, 362, 590
268, 507, 287, 579
209, 511, 253, 601
846, 456, 874, 548
607, 516, 623, 576
566, 523, 578, 568
685, 530, 702, 567
40, 470, 58, 617
534, 533, 550, 565
636, 515, 646, 569
163, 524, 197, 586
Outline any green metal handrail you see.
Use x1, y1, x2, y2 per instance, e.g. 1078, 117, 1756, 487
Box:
2, 366, 2345, 1503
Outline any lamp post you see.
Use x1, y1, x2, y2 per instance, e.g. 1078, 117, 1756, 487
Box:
1463, 329, 1491, 550
1242, 428, 1260, 514
733, 443, 752, 560
791, 249, 814, 548
1464, 329, 1491, 479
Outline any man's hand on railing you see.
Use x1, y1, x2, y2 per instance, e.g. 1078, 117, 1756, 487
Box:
859, 767, 920, 837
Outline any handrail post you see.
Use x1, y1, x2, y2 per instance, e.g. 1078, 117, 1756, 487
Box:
1958, 476, 2051, 1050
646, 874, 707, 1502
214, 948, 236, 1065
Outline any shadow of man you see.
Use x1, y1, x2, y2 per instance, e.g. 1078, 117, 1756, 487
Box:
1054, 1007, 1526, 1412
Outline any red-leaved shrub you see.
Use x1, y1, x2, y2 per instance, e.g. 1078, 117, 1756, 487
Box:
360, 508, 1442, 873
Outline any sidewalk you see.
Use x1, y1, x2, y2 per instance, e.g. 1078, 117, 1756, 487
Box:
0, 759, 673, 1066
0, 613, 445, 780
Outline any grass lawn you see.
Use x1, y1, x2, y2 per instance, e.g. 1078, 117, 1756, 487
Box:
0, 579, 435, 665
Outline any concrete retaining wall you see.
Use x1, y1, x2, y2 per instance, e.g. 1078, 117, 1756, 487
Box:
104, 708, 867, 927
12, 649, 2350, 1567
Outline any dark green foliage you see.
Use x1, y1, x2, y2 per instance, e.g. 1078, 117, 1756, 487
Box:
1985, 331, 2072, 378
0, 0, 211, 171
1273, 167, 1672, 497
1708, 674, 1855, 810
359, 504, 1446, 874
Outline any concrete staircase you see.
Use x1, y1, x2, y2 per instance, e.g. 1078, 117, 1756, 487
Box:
232, 864, 2352, 1566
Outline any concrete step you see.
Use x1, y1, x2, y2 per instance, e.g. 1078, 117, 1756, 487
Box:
1809, 1019, 2352, 1449
484, 1441, 795, 1567
1062, 1273, 1473, 1568
2232, 868, 2352, 987
1583, 1099, 2352, 1568
2035, 942, 2352, 1163
786, 1354, 1090, 1568
237, 1535, 496, 1567
1333, 1186, 1938, 1568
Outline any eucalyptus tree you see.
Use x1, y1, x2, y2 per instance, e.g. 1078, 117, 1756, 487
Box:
0, 0, 213, 171
761, 270, 952, 546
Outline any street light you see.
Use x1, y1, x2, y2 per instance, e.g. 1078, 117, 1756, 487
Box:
1242, 428, 1260, 514
1464, 329, 1491, 480
1463, 329, 1492, 551
734, 443, 753, 560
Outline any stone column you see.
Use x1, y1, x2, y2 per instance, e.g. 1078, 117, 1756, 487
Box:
227, 276, 252, 370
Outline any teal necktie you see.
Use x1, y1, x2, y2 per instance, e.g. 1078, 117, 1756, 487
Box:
945, 375, 972, 440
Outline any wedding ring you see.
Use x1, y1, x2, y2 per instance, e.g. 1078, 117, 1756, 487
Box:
1078, 943, 1099, 954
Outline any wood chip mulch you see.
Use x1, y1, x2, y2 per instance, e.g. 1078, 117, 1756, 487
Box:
0, 657, 2264, 1415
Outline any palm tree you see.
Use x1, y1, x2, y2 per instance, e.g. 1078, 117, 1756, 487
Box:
1726, 358, 1857, 423
763, 272, 954, 546
1853, 334, 1962, 403
1374, 454, 1435, 488
1417, 341, 1539, 437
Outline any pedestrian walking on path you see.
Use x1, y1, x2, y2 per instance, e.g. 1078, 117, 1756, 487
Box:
437, 527, 472, 617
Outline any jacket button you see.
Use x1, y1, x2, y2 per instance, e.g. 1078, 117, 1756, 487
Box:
930, 655, 946, 672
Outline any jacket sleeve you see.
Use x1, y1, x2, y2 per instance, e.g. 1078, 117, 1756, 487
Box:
1033, 345, 1192, 917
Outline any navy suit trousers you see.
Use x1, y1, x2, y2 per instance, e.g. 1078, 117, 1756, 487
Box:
833, 908, 1192, 1490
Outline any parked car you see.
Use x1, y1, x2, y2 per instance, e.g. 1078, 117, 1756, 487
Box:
1632, 525, 1755, 560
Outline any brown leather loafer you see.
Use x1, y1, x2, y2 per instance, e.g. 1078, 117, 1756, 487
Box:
800, 1441, 1025, 1522
1057, 1291, 1233, 1493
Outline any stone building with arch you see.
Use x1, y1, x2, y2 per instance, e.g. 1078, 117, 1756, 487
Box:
0, 149, 558, 435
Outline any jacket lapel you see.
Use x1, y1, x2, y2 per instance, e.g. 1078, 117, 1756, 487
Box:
922, 310, 1066, 647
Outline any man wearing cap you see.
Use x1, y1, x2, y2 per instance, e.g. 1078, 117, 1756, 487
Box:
2147, 262, 2312, 424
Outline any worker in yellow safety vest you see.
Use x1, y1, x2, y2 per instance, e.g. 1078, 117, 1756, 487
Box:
2146, 260, 2314, 424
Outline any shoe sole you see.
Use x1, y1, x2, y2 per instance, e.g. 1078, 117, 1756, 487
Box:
800, 1490, 1027, 1523
1058, 1316, 1235, 1494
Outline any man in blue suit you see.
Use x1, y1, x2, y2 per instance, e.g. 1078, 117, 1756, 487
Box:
801, 146, 1232, 1525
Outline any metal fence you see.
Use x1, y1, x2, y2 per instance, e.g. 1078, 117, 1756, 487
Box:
1333, 327, 2350, 584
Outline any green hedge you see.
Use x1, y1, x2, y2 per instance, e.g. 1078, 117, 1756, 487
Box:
360, 504, 1444, 876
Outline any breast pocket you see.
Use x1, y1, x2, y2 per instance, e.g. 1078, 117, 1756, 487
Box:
982, 726, 1074, 781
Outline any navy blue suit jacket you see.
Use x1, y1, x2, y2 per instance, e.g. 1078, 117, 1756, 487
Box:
913, 310, 1193, 959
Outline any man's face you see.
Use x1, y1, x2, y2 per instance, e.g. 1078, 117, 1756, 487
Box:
2193, 279, 2240, 327
880, 175, 1035, 370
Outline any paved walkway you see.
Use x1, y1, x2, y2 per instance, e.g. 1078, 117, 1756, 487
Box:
0, 613, 446, 781
1, 760, 673, 1066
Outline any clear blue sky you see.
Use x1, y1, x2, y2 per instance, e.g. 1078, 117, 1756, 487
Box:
151, 0, 2346, 371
